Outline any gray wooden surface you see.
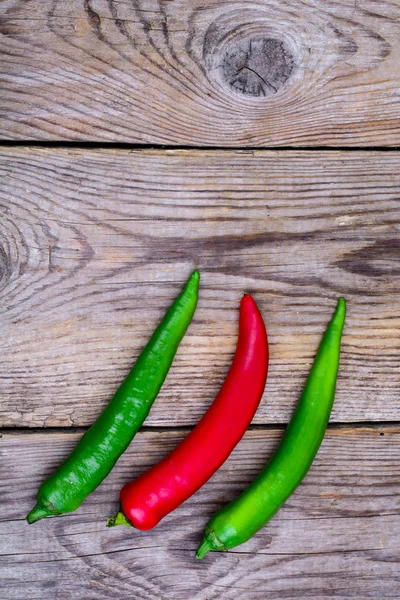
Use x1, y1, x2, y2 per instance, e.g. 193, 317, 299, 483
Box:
1, 0, 400, 144
1, 428, 400, 599
1, 0, 400, 597
1, 147, 400, 599
1, 148, 399, 428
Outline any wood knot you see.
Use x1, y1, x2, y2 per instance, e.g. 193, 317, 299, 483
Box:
0, 244, 11, 291
220, 36, 294, 97
203, 18, 295, 99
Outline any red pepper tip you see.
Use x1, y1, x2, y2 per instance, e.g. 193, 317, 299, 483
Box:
241, 293, 256, 308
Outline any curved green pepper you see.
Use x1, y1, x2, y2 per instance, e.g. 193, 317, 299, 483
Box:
196, 297, 346, 558
27, 270, 200, 524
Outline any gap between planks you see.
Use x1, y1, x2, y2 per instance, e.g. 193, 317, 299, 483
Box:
0, 141, 400, 152
1, 422, 399, 437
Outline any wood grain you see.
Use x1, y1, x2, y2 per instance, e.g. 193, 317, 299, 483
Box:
1, 427, 399, 599
1, 147, 400, 427
1, 0, 400, 144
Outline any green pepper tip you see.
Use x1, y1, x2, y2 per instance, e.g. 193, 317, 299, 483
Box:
331, 297, 346, 331
337, 296, 346, 312
189, 269, 200, 284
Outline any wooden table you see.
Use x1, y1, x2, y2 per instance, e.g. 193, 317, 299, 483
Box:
1, 1, 400, 598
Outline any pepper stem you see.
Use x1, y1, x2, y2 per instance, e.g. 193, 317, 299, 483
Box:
106, 511, 132, 528
26, 504, 50, 524
196, 537, 213, 560
26, 497, 61, 524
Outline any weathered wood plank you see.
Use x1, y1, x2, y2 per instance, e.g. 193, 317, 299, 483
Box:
1, 148, 400, 427
1, 0, 400, 145
1, 427, 399, 599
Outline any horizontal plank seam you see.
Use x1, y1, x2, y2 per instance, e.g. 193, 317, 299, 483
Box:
0, 141, 400, 152
2, 544, 400, 561
1, 421, 399, 436
2, 512, 399, 527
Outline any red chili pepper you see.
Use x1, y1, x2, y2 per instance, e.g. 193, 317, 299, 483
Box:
107, 294, 269, 531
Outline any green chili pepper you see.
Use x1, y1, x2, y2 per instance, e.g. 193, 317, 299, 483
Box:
196, 297, 346, 559
27, 270, 200, 524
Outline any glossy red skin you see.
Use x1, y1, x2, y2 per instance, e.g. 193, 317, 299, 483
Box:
120, 295, 269, 530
